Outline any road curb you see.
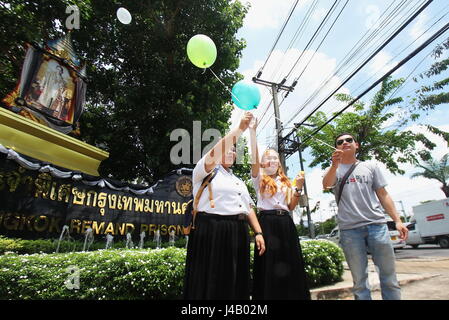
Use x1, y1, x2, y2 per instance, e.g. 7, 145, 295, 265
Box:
311, 273, 440, 300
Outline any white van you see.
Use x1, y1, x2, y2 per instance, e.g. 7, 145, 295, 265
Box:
405, 199, 449, 248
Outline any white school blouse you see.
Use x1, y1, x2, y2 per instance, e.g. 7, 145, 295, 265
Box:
192, 155, 254, 215
251, 174, 294, 211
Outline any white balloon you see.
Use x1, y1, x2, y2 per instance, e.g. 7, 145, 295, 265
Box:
116, 7, 132, 25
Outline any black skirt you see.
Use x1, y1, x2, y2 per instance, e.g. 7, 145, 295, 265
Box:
184, 212, 250, 300
252, 211, 311, 300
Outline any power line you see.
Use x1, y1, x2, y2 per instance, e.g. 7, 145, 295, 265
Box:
284, 0, 339, 81
292, 0, 349, 85
380, 43, 443, 132
283, 0, 433, 131
265, 0, 320, 84
333, 7, 449, 133
288, 20, 449, 156
254, 0, 321, 135
288, 0, 416, 124
257, 0, 300, 77
285, 0, 320, 57
350, 6, 449, 102
257, 0, 346, 136
337, 0, 430, 98
260, 0, 413, 138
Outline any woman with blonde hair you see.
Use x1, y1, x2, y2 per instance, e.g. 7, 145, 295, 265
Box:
249, 118, 310, 300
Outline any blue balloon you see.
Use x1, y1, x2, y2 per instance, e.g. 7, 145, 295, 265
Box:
231, 80, 261, 110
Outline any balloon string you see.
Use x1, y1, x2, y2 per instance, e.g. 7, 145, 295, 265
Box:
208, 68, 241, 103
309, 135, 338, 151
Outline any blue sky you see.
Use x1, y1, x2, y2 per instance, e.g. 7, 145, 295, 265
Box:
230, 0, 449, 223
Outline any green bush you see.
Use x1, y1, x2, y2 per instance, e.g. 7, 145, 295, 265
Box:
301, 240, 345, 288
0, 236, 187, 255
0, 238, 344, 299
0, 247, 186, 299
250, 239, 344, 289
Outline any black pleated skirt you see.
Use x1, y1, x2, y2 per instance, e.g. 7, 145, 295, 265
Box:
183, 213, 250, 300
252, 212, 311, 300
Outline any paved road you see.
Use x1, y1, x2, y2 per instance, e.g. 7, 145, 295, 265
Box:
311, 242, 449, 300
342, 248, 449, 300
395, 245, 449, 259
374, 254, 449, 300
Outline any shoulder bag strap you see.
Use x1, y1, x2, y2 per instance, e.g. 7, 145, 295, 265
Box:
193, 167, 219, 214
336, 161, 359, 205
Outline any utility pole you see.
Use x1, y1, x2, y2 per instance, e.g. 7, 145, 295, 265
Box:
252, 76, 295, 169
272, 83, 283, 167
297, 135, 315, 239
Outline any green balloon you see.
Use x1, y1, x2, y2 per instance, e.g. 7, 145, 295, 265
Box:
187, 34, 217, 69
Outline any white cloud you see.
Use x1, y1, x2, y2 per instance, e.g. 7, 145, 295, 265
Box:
231, 48, 349, 139
312, 7, 328, 22
409, 12, 428, 43
242, 0, 295, 29
368, 50, 397, 76
364, 5, 381, 29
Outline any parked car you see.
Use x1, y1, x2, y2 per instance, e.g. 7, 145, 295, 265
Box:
327, 227, 340, 246
405, 199, 449, 248
386, 220, 406, 250
326, 222, 406, 250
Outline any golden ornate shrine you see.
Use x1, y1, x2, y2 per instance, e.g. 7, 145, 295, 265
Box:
1, 33, 108, 176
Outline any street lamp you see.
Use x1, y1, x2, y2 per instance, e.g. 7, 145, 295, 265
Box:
329, 200, 338, 223
395, 200, 408, 222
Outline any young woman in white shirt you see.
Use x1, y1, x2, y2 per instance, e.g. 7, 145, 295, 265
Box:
249, 119, 310, 300
183, 112, 265, 300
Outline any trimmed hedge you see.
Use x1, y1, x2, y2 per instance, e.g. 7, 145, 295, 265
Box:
0, 239, 345, 299
0, 248, 186, 299
0, 236, 187, 255
301, 240, 345, 287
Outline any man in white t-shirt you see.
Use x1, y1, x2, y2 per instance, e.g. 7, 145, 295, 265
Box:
322, 133, 408, 300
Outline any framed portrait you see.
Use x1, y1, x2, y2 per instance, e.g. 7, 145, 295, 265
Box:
24, 57, 77, 124
2, 37, 86, 134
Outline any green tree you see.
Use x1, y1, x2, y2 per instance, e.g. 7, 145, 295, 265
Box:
315, 218, 337, 235
296, 223, 309, 237
411, 153, 449, 198
0, 0, 249, 183
412, 37, 449, 113
297, 76, 447, 175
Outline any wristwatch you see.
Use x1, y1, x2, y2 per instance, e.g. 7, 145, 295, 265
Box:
255, 232, 263, 237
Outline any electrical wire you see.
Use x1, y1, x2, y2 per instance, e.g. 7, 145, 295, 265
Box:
283, 0, 433, 132
287, 0, 415, 124
256, 0, 347, 137
258, 0, 301, 76
289, 21, 449, 158
292, 0, 350, 84
284, 0, 340, 81
259, 0, 408, 136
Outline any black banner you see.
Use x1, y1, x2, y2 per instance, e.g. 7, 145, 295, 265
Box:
0, 157, 193, 240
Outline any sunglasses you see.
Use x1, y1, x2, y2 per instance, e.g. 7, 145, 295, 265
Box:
336, 137, 354, 145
